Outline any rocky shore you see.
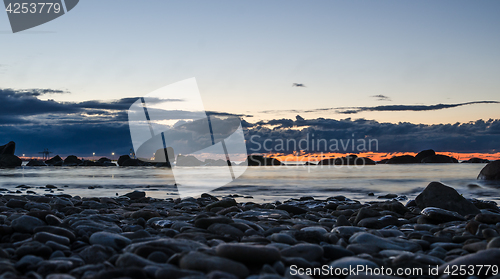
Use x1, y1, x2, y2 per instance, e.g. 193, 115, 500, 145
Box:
0, 182, 500, 279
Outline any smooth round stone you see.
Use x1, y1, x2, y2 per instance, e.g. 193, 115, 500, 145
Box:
11, 215, 46, 233
78, 245, 115, 265
421, 207, 465, 222
487, 236, 500, 249
180, 251, 249, 278
329, 256, 379, 271
349, 232, 420, 252
281, 244, 324, 262
46, 274, 77, 279
34, 226, 76, 242
46, 241, 70, 251
50, 250, 66, 259
462, 241, 487, 252
207, 223, 244, 239
429, 242, 463, 250
270, 233, 297, 245
155, 266, 205, 279
438, 248, 500, 276
215, 244, 281, 264
34, 232, 70, 246
14, 255, 44, 271
322, 245, 354, 261
115, 252, 158, 268
300, 226, 328, 234
89, 232, 131, 251
475, 213, 500, 224
147, 251, 168, 263
346, 244, 380, 255
45, 214, 63, 226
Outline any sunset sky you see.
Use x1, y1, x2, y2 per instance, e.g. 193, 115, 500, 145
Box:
0, 1, 499, 157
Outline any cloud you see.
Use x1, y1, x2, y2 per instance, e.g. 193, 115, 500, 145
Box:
261, 100, 500, 115
244, 117, 500, 154
371, 94, 392, 101
2, 88, 500, 156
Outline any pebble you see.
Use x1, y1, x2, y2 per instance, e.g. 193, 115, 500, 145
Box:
180, 251, 249, 278
89, 232, 132, 250
11, 215, 46, 233
216, 243, 281, 264
0, 185, 498, 278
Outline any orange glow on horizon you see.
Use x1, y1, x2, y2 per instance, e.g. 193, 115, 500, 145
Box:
266, 151, 500, 162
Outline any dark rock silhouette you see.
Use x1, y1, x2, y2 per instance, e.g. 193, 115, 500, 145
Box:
421, 154, 458, 163
463, 157, 489, 163
153, 148, 172, 167
177, 155, 203, 166
0, 141, 16, 155
386, 155, 417, 164
318, 155, 375, 166
26, 160, 47, 167
247, 155, 282, 166
45, 155, 63, 166
415, 149, 436, 163
64, 155, 82, 166
117, 155, 151, 166
0, 141, 22, 168
477, 160, 500, 180
377, 159, 389, 164
415, 181, 480, 216
97, 157, 112, 163
118, 155, 131, 166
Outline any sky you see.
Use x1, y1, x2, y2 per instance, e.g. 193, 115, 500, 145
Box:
0, 0, 499, 157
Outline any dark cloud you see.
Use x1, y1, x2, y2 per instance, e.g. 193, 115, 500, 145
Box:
371, 94, 391, 101
261, 101, 499, 115
244, 117, 500, 154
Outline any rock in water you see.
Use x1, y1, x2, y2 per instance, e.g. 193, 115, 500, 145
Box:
0, 141, 16, 155
386, 155, 417, 164
477, 160, 500, 180
421, 154, 458, 163
246, 155, 282, 166
415, 149, 435, 162
45, 155, 63, 165
64, 155, 82, 166
0, 154, 22, 168
415, 182, 480, 216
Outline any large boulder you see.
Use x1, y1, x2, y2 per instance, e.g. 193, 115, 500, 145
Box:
386, 155, 417, 164
45, 155, 63, 166
247, 155, 282, 166
421, 154, 458, 163
415, 182, 480, 216
477, 160, 500, 180
64, 155, 82, 166
118, 155, 131, 166
0, 154, 22, 168
0, 141, 16, 155
0, 141, 21, 168
414, 149, 435, 163
26, 160, 47, 167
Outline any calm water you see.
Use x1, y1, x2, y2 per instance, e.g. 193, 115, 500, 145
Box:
1, 164, 500, 203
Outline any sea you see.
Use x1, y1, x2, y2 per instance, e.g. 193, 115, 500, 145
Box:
1, 163, 499, 204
